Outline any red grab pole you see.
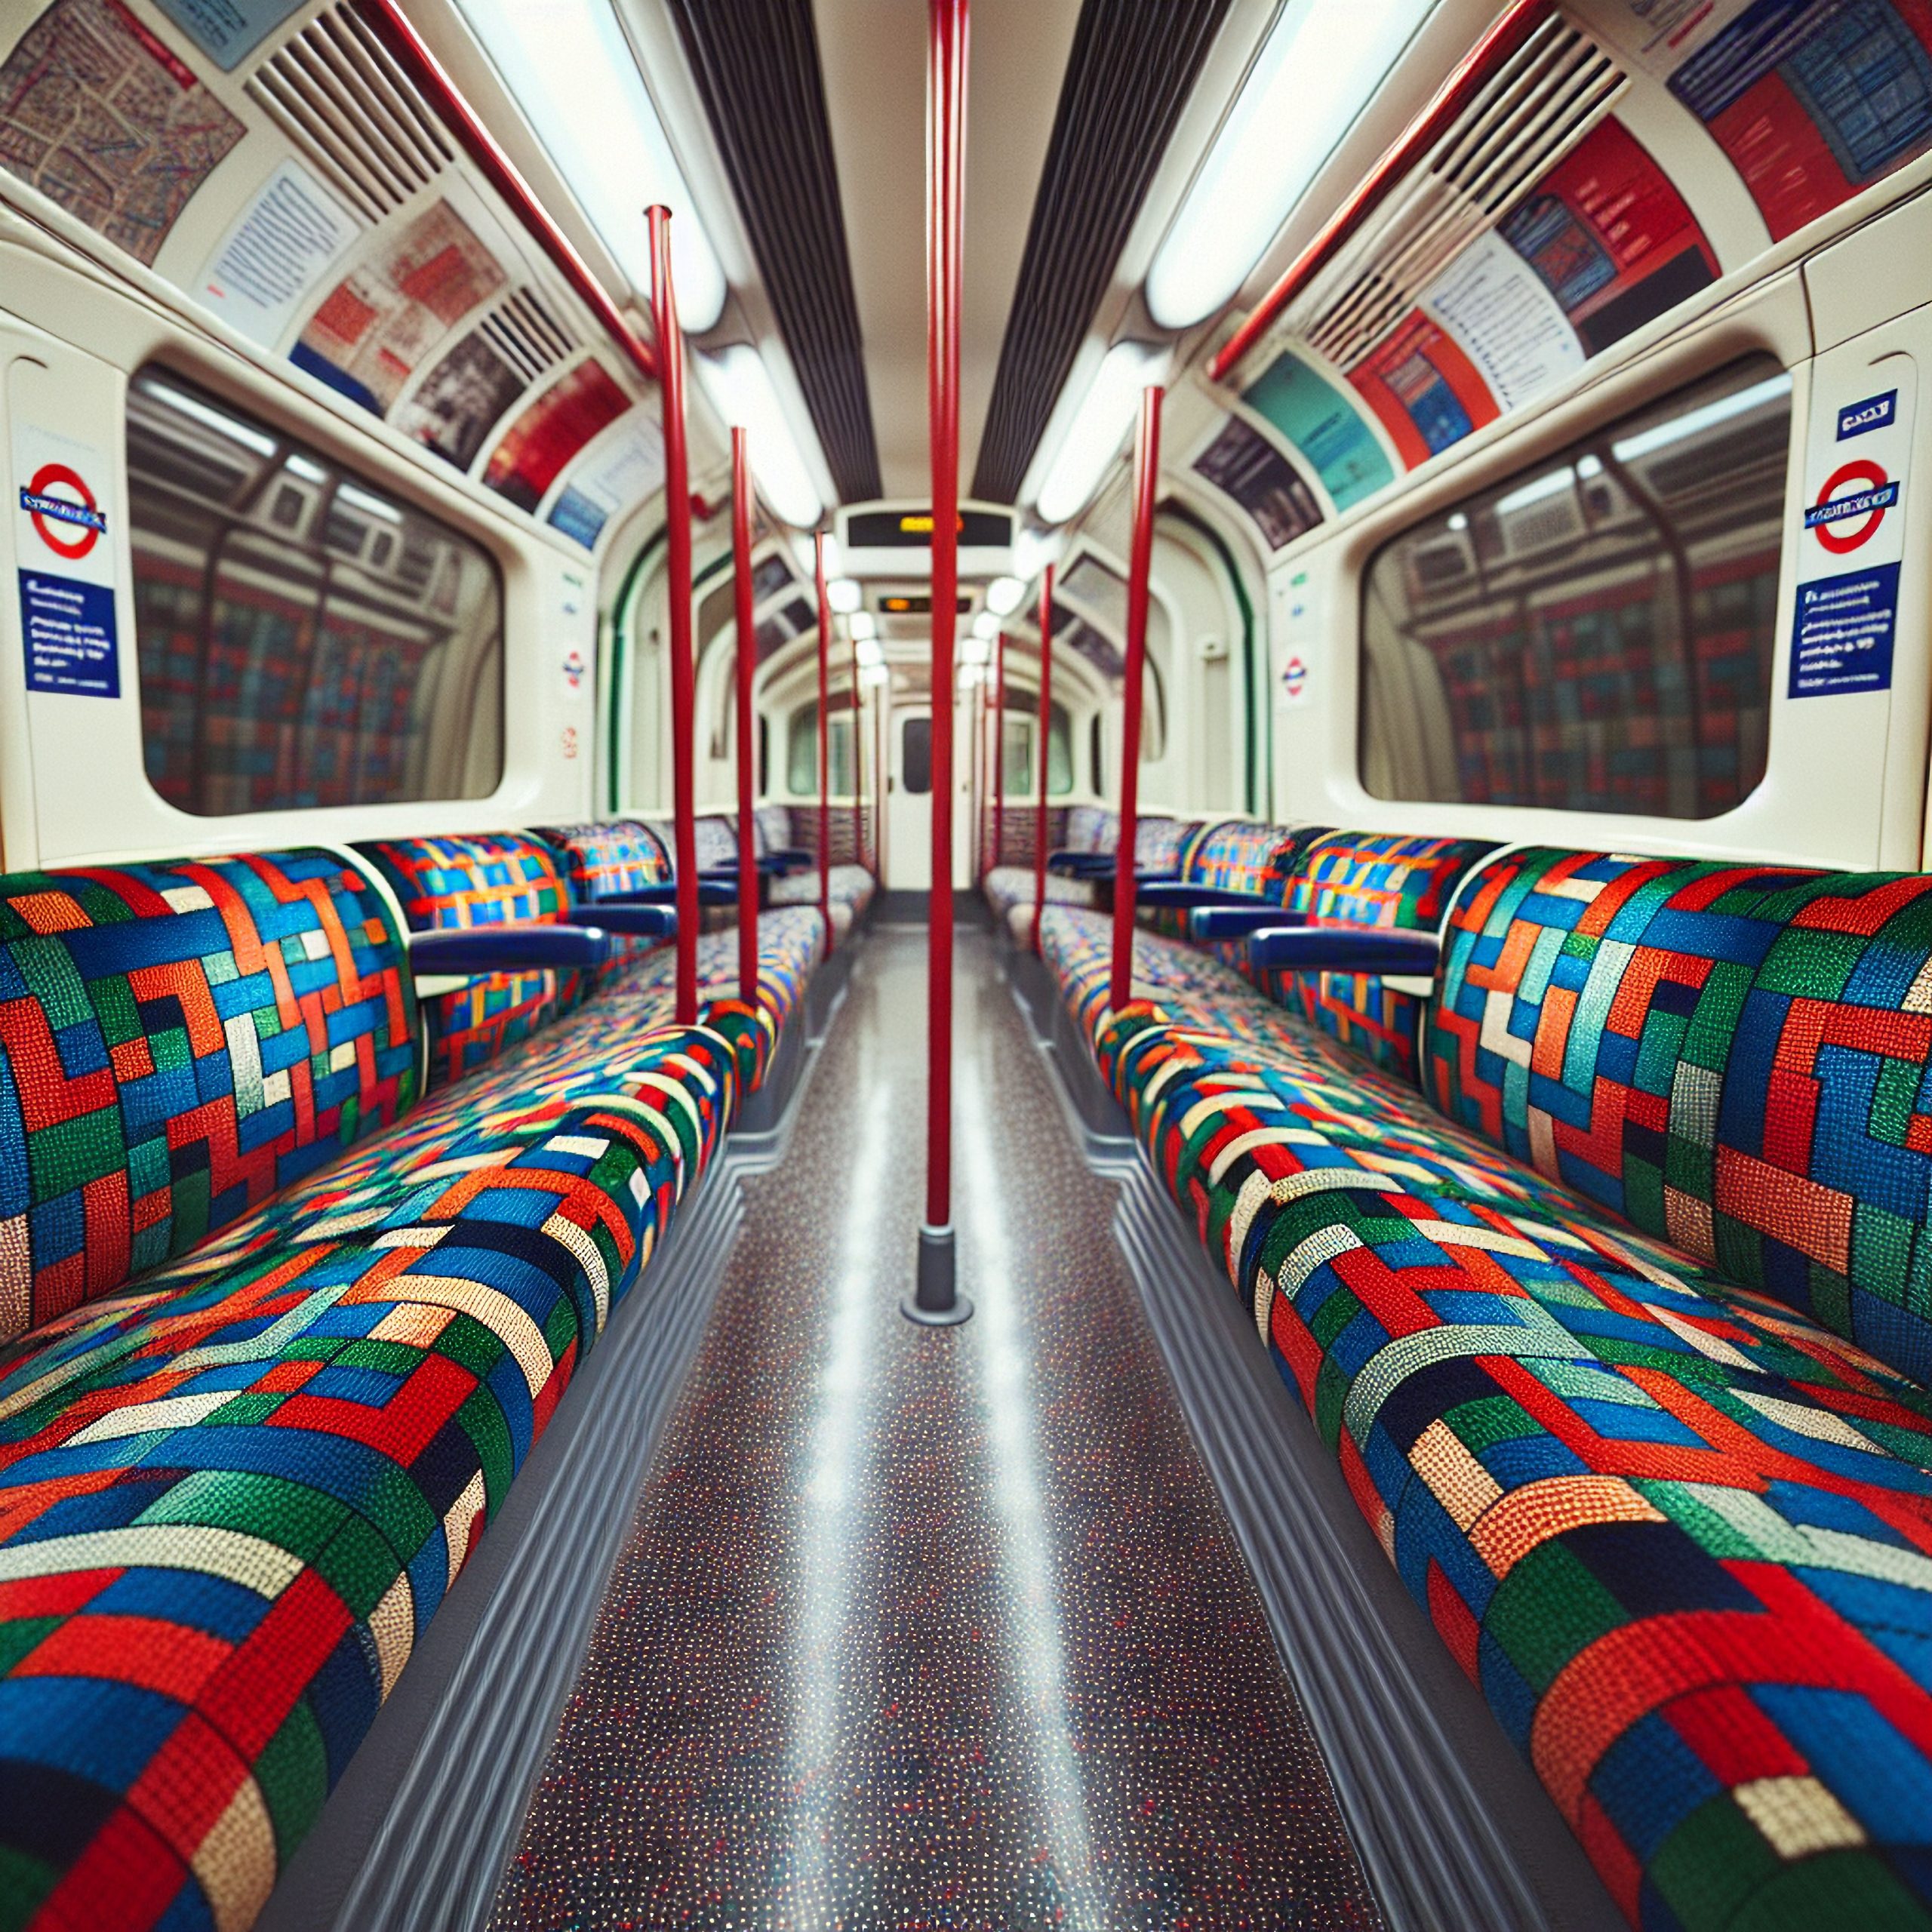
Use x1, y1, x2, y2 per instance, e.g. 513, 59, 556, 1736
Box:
1109, 386, 1162, 1016
911, 0, 970, 1324
1030, 562, 1054, 954
731, 429, 759, 1006
992, 629, 1005, 870
814, 533, 834, 951
849, 632, 865, 872
649, 205, 698, 1027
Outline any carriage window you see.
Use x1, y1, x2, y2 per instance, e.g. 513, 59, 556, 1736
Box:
786, 702, 855, 794
128, 369, 503, 815
902, 715, 932, 795
1360, 356, 1790, 818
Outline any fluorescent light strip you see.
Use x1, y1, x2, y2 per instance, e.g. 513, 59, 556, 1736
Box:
1611, 374, 1793, 464
1146, 0, 1437, 331
454, 0, 726, 332
695, 345, 823, 530
1034, 342, 1164, 527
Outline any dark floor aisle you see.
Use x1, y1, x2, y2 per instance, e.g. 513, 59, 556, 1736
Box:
487, 928, 1381, 1932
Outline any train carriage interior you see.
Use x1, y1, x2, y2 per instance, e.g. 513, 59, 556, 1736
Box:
7, 0, 1932, 1926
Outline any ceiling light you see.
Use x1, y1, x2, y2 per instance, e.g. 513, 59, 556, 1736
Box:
694, 345, 823, 528
827, 577, 862, 614
959, 663, 985, 689
860, 663, 891, 688
848, 611, 877, 640
143, 377, 278, 457
1035, 342, 1165, 527
1495, 466, 1576, 517
1145, 0, 1436, 331
971, 611, 999, 641
1012, 528, 1060, 582
985, 575, 1026, 616
960, 634, 991, 666
854, 636, 883, 667
454, 0, 727, 331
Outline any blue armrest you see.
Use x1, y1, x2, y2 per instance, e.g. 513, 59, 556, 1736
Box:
1134, 881, 1282, 910
582, 904, 676, 939
1245, 927, 1442, 976
765, 847, 814, 871
602, 881, 738, 907
1190, 907, 1311, 940
410, 923, 612, 973
1045, 849, 1112, 876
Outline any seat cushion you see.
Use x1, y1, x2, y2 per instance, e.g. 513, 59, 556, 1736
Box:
767, 863, 874, 919
534, 821, 671, 901
1426, 848, 1932, 1386
983, 865, 1094, 924
1038, 903, 1299, 1048
358, 835, 574, 1087
598, 906, 826, 1088
1101, 1003, 1932, 1932
0, 851, 418, 1346
0, 1005, 741, 1932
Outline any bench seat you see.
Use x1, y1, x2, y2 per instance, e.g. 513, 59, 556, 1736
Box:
1053, 829, 1932, 1930
0, 837, 765, 1932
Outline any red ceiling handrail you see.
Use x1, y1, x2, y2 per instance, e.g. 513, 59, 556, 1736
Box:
355, 0, 660, 386
1207, 0, 1555, 386
731, 430, 760, 1008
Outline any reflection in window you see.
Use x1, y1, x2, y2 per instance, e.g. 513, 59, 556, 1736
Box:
128, 368, 503, 815
1360, 357, 1790, 818
999, 697, 1072, 795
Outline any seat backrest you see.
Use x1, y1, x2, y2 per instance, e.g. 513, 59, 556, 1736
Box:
754, 803, 793, 856
1424, 846, 1932, 1384
358, 832, 572, 1085
1274, 831, 1498, 1080
692, 815, 738, 871
1133, 817, 1198, 876
1064, 804, 1114, 854
1179, 820, 1306, 900
537, 820, 672, 901
0, 848, 417, 1344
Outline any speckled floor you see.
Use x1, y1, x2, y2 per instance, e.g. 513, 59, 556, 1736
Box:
488, 928, 1382, 1932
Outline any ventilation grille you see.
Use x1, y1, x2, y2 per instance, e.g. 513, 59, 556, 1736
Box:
973, 0, 1234, 504
248, 5, 454, 223
1297, 17, 1626, 372
476, 289, 577, 383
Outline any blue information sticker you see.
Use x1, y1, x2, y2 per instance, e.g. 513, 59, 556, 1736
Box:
18, 571, 120, 698
1789, 562, 1899, 699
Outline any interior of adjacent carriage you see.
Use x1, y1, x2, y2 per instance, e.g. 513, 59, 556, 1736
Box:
5, 1, 1932, 1928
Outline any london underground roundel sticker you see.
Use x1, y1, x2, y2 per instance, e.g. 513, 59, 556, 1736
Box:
20, 463, 108, 561
1805, 459, 1897, 555
1281, 654, 1309, 703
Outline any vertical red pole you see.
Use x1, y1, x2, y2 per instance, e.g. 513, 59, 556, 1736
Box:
1109, 386, 1162, 1015
1030, 562, 1054, 954
911, 0, 969, 1322
971, 674, 984, 881
850, 631, 865, 871
731, 429, 759, 1007
814, 534, 834, 950
992, 630, 1005, 869
648, 205, 698, 1027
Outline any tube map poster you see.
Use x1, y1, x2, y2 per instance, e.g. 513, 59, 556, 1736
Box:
0, 0, 245, 267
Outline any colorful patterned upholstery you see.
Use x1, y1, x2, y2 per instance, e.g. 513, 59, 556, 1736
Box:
0, 852, 418, 1348
1180, 819, 1306, 900
1263, 832, 1499, 1081
691, 817, 738, 872
535, 821, 671, 902
1426, 849, 1932, 1389
0, 1008, 740, 1932
768, 864, 875, 924
1063, 804, 1113, 854
357, 835, 574, 1087
1100, 1002, 1932, 1932
598, 905, 826, 1091
1134, 816, 1198, 876
983, 865, 1095, 924
753, 805, 795, 857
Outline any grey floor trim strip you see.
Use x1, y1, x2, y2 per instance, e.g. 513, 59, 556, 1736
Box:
258, 989, 833, 1932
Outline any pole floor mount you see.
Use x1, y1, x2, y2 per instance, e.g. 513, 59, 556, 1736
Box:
903, 1224, 973, 1326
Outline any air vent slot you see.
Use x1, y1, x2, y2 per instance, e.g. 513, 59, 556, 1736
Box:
248, 5, 454, 223
1296, 16, 1627, 372
476, 289, 578, 385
